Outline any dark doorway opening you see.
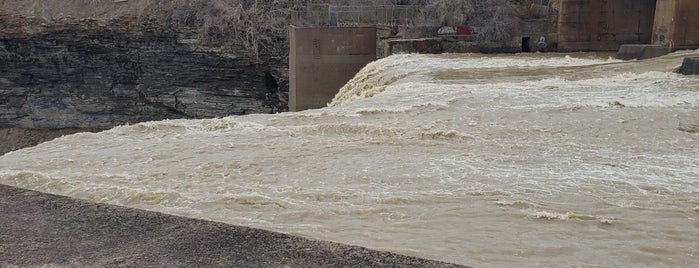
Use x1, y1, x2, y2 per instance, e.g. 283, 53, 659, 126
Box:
522, 37, 531, 52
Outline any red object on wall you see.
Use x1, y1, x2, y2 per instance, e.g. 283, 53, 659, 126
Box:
455, 26, 473, 35
417, 42, 427, 52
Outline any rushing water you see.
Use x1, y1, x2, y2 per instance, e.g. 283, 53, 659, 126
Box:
2, 51, 698, 267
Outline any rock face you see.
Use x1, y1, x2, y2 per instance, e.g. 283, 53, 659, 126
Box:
0, 16, 286, 130
0, 15, 287, 154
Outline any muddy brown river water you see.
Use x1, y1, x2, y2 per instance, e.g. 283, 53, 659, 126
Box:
2, 51, 698, 267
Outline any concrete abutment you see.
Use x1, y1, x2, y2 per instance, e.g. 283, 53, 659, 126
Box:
289, 26, 376, 112
559, 0, 699, 54
288, 1, 699, 111
616, 44, 670, 60
679, 57, 699, 75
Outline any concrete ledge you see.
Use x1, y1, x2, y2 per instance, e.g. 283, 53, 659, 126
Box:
386, 38, 521, 55
679, 57, 699, 75
616, 44, 670, 60
0, 184, 466, 267
388, 38, 443, 54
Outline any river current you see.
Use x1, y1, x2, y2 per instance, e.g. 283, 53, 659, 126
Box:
1, 51, 698, 267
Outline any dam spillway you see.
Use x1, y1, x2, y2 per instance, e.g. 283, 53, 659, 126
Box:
1, 51, 698, 267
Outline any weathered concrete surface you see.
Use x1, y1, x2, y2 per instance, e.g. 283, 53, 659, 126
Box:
0, 184, 466, 268
558, 0, 656, 51
385, 36, 521, 56
653, 0, 699, 50
616, 44, 670, 60
679, 57, 699, 75
520, 18, 559, 52
388, 38, 444, 54
289, 27, 376, 112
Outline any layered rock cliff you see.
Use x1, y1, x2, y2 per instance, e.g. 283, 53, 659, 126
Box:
0, 13, 288, 154
1, 15, 286, 127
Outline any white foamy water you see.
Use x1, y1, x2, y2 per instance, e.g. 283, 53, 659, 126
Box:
2, 51, 699, 267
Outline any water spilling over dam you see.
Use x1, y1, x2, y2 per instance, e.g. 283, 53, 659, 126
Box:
1, 51, 698, 267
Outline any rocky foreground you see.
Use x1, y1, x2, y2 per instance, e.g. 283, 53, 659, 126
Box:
0, 184, 466, 268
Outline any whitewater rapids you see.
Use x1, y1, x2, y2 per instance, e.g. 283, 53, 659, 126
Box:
2, 51, 698, 267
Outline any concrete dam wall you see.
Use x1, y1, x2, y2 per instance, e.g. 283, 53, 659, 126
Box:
653, 0, 699, 50
289, 26, 376, 112
558, 0, 657, 51
558, 0, 699, 52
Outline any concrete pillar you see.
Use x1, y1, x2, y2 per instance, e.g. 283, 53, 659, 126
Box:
679, 57, 699, 75
558, 0, 656, 51
653, 0, 699, 50
289, 26, 376, 112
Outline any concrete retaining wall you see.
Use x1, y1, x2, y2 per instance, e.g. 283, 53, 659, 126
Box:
289, 27, 376, 112
653, 0, 699, 50
387, 38, 443, 54
616, 44, 670, 60
384, 36, 520, 56
679, 57, 699, 75
558, 0, 656, 51
521, 18, 559, 52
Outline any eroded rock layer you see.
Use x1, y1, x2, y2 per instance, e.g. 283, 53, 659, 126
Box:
0, 16, 285, 129
0, 15, 287, 154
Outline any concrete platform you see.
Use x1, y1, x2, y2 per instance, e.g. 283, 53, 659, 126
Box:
0, 184, 466, 268
679, 57, 699, 75
616, 44, 670, 60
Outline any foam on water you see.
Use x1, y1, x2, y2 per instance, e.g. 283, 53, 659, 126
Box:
329, 53, 622, 106
1, 51, 699, 267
